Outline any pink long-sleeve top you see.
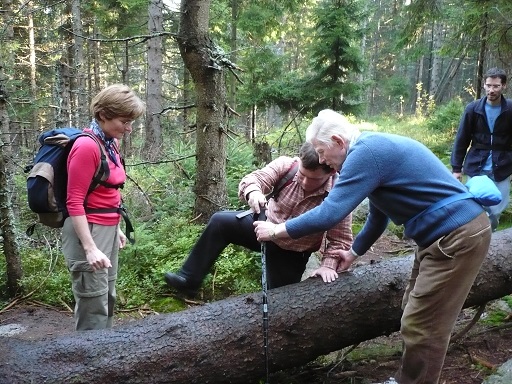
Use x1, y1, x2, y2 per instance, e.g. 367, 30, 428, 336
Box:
66, 131, 125, 225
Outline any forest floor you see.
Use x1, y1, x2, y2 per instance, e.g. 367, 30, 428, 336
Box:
1, 233, 511, 384
272, 309, 512, 384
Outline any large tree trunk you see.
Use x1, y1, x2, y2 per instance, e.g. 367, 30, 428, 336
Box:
0, 0, 23, 298
2, 229, 512, 384
475, 10, 488, 100
428, 21, 443, 100
71, 0, 87, 127
143, 0, 164, 161
177, 0, 228, 223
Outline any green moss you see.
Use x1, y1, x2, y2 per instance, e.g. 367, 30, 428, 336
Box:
150, 296, 189, 313
345, 343, 402, 361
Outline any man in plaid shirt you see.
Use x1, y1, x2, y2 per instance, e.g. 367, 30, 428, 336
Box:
164, 142, 353, 296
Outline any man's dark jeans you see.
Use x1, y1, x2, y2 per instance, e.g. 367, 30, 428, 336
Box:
179, 210, 311, 289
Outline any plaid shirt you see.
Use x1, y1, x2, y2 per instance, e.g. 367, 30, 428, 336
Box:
239, 156, 353, 271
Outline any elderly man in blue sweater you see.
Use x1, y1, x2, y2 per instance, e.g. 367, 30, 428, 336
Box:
254, 109, 491, 384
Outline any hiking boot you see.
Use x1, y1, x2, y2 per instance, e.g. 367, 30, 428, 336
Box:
164, 272, 199, 297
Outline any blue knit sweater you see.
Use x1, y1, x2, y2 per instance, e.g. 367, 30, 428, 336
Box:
286, 132, 485, 254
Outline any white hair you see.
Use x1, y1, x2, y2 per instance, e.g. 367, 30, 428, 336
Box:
305, 109, 360, 147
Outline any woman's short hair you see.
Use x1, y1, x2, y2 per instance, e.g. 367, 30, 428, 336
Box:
90, 84, 146, 121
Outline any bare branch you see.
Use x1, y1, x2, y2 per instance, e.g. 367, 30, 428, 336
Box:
60, 27, 177, 44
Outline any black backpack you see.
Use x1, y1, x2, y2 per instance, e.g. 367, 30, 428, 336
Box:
25, 128, 134, 243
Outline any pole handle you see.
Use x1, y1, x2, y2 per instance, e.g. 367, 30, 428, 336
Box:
257, 207, 267, 222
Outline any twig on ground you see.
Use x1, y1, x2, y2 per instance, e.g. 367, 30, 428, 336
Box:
469, 352, 497, 370
327, 344, 360, 375
28, 300, 70, 312
162, 292, 204, 306
0, 297, 21, 314
331, 370, 359, 379
450, 304, 487, 343
59, 299, 73, 313
474, 322, 512, 335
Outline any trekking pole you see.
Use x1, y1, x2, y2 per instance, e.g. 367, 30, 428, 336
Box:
258, 209, 270, 384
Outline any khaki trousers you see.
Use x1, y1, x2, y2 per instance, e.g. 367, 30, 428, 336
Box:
397, 212, 491, 384
62, 218, 119, 331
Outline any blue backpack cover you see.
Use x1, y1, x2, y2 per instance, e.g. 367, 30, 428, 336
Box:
26, 128, 111, 229
465, 175, 502, 206
405, 175, 502, 229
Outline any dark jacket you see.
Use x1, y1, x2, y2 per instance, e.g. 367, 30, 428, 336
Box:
451, 95, 512, 182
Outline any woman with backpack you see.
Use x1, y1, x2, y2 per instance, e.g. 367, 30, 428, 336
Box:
62, 84, 145, 331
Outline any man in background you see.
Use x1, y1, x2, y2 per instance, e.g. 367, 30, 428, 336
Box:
451, 67, 512, 231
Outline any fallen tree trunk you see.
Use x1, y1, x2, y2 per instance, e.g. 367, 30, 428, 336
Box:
1, 229, 512, 384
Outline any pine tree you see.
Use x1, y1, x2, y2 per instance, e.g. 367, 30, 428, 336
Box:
307, 0, 366, 114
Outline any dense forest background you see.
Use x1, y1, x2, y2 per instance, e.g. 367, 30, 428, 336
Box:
2, 0, 512, 305
4, 0, 512, 154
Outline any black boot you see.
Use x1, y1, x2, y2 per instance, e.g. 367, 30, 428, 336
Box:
164, 272, 200, 297
165, 211, 260, 297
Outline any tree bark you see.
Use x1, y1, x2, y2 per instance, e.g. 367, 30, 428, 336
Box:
433, 54, 465, 105
0, 0, 24, 297
28, 2, 37, 145
143, 0, 164, 161
428, 21, 443, 99
71, 0, 88, 127
2, 229, 512, 384
177, 0, 228, 223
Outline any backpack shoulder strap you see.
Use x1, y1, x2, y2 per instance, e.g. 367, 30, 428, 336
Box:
111, 138, 126, 170
266, 160, 299, 201
78, 133, 111, 192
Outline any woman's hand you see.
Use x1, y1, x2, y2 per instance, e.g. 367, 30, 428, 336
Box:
118, 228, 127, 249
85, 248, 112, 271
